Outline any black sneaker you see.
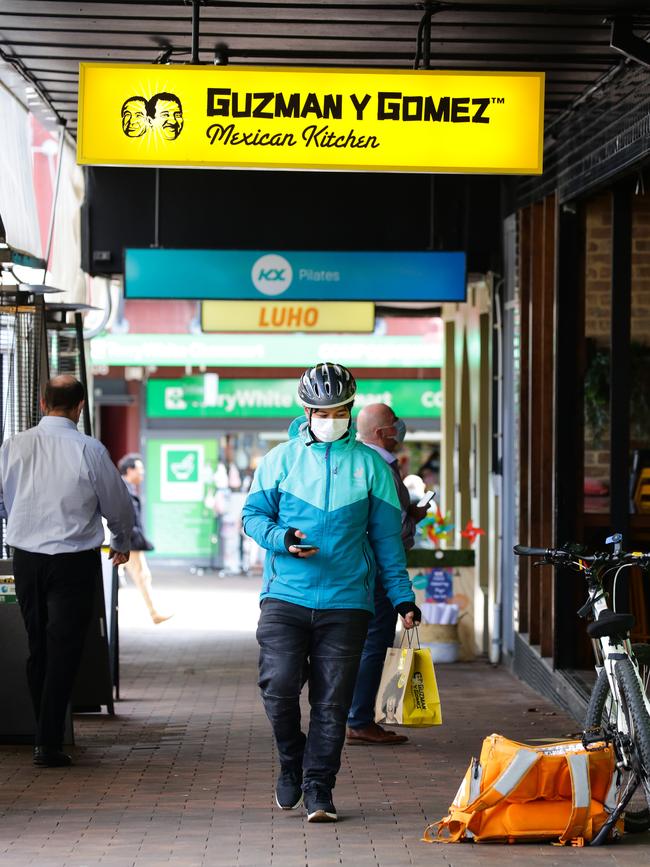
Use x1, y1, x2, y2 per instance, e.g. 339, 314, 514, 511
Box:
33, 746, 72, 768
275, 766, 303, 810
304, 786, 337, 823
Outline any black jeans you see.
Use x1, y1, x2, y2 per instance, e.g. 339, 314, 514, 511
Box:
256, 598, 369, 792
13, 548, 98, 748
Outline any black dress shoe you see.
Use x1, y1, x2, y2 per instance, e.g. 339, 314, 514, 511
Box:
33, 746, 72, 767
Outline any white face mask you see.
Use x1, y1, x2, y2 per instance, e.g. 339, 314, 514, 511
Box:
310, 416, 349, 443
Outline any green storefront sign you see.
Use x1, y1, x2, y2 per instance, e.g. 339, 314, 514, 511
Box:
147, 377, 441, 419
145, 437, 219, 558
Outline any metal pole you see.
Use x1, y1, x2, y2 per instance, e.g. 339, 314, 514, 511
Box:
153, 168, 160, 248
42, 125, 66, 283
75, 311, 92, 435
555, 201, 585, 668
421, 4, 434, 247
422, 5, 432, 70
191, 0, 200, 64
610, 180, 633, 543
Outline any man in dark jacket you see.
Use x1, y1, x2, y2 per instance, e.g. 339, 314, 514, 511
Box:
118, 454, 171, 624
346, 403, 430, 745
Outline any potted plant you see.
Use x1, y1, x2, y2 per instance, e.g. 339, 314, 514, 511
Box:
584, 341, 650, 447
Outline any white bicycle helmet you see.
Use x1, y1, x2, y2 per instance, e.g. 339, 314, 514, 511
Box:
297, 362, 357, 409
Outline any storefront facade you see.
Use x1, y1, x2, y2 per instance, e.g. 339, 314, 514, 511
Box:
91, 322, 443, 564
502, 58, 650, 716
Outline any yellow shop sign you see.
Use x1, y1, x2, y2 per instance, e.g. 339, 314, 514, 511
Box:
201, 300, 374, 333
77, 63, 544, 174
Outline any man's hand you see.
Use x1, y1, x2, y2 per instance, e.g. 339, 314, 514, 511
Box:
408, 502, 430, 523
395, 602, 422, 630
287, 529, 319, 558
401, 610, 419, 629
108, 548, 130, 566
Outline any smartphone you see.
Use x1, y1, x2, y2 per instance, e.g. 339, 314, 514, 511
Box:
416, 490, 436, 508
293, 543, 318, 551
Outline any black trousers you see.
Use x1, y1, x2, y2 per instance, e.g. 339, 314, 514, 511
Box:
347, 581, 398, 728
13, 547, 98, 748
256, 598, 369, 792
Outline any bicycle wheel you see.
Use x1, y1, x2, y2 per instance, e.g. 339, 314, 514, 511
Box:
585, 644, 650, 833
616, 658, 650, 805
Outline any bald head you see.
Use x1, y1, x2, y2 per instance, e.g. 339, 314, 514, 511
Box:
357, 403, 397, 448
42, 375, 85, 419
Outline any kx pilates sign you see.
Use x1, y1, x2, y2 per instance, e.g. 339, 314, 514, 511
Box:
77, 63, 544, 174
125, 248, 466, 302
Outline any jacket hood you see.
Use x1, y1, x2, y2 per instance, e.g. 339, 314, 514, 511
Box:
287, 415, 357, 446
288, 416, 307, 439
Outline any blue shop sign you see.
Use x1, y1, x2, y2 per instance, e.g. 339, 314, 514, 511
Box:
124, 248, 466, 302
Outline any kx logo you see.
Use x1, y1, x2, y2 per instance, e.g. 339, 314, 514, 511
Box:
251, 253, 293, 296
258, 268, 286, 282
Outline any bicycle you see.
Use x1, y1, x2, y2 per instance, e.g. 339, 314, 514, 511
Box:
514, 533, 650, 844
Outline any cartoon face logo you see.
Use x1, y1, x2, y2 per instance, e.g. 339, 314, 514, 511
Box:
121, 96, 148, 138
121, 91, 184, 141
147, 92, 184, 141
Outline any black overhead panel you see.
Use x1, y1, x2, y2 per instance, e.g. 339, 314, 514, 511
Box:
519, 60, 650, 205
1, 1, 650, 138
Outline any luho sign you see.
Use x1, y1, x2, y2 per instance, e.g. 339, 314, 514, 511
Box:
77, 63, 544, 174
201, 300, 374, 333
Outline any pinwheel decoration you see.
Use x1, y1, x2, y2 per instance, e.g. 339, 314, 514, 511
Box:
420, 503, 455, 548
460, 520, 485, 545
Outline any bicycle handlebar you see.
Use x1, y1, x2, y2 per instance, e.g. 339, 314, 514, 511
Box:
513, 544, 552, 557
513, 544, 650, 567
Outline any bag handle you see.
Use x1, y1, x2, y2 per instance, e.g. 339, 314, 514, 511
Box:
555, 752, 591, 846
399, 626, 421, 649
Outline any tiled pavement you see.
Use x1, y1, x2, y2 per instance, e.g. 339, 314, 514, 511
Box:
0, 566, 648, 866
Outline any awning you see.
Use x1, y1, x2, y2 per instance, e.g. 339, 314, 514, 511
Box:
0, 81, 43, 265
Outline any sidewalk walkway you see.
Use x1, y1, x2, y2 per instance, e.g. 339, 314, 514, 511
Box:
0, 567, 647, 866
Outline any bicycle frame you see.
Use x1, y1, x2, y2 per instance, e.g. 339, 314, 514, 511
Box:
585, 565, 650, 742
588, 569, 650, 843
588, 576, 628, 737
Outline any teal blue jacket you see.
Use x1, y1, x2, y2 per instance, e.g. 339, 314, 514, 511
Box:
241, 418, 415, 613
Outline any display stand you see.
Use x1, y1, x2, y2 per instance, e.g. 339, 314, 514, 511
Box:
406, 548, 477, 661
0, 559, 118, 740
0, 568, 38, 744
0, 559, 73, 745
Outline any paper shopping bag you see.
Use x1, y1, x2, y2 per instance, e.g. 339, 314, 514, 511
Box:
401, 647, 442, 727
374, 646, 414, 725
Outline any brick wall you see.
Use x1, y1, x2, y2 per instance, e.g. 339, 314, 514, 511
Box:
584, 193, 611, 484
584, 191, 650, 486
632, 194, 650, 341
584, 192, 612, 343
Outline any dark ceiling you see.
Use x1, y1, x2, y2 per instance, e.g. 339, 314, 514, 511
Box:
1, 1, 650, 137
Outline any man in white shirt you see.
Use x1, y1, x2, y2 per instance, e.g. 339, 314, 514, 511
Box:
0, 375, 134, 767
